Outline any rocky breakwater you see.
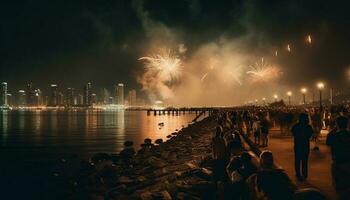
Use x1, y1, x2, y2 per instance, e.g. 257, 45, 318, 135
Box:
50, 116, 242, 200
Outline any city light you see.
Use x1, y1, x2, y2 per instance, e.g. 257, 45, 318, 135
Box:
301, 88, 307, 93
287, 91, 292, 96
317, 82, 325, 90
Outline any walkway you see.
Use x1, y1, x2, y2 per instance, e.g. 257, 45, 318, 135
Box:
259, 128, 337, 199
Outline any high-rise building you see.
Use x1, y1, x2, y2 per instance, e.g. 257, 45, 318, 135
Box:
91, 93, 97, 105
128, 89, 137, 106
58, 92, 64, 106
34, 89, 42, 106
49, 84, 58, 106
1, 82, 8, 107
83, 83, 92, 106
116, 83, 124, 105
18, 90, 26, 106
77, 94, 84, 105
26, 83, 35, 106
99, 88, 110, 104
7, 94, 13, 106
66, 88, 74, 106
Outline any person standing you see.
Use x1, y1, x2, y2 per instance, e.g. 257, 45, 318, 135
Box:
326, 116, 350, 200
252, 116, 261, 145
291, 113, 314, 181
260, 116, 270, 147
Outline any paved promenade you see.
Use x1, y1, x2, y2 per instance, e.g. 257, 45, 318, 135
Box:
259, 129, 337, 199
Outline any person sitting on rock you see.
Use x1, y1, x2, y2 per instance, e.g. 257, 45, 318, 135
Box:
119, 141, 135, 166
138, 138, 155, 157
244, 150, 296, 200
212, 126, 228, 184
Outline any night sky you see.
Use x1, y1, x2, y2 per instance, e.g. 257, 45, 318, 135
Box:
1, 0, 350, 97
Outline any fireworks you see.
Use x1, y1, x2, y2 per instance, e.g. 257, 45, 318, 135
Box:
287, 44, 291, 52
246, 57, 282, 83
138, 48, 183, 100
139, 48, 183, 81
306, 34, 312, 44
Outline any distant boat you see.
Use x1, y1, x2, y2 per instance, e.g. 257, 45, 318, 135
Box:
158, 122, 164, 126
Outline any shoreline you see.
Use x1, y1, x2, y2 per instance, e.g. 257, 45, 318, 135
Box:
46, 116, 220, 199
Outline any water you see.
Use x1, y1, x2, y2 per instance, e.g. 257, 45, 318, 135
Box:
0, 110, 206, 198
0, 110, 204, 162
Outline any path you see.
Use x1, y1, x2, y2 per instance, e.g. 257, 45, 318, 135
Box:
259, 128, 337, 199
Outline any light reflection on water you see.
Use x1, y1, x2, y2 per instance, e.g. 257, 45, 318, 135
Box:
0, 110, 204, 162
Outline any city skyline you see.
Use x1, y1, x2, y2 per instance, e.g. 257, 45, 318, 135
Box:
0, 81, 145, 108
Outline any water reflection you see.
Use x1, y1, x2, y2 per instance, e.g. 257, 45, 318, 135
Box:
0, 110, 205, 161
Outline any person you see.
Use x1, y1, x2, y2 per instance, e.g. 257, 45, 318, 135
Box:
212, 126, 228, 184
311, 110, 323, 151
252, 116, 261, 145
226, 152, 257, 199
291, 113, 314, 181
245, 151, 295, 200
326, 116, 350, 199
260, 116, 270, 147
119, 141, 136, 166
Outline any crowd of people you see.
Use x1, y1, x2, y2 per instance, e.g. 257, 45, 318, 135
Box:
212, 106, 350, 200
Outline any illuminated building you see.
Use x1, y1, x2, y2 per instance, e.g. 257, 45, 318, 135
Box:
128, 89, 137, 106
18, 90, 26, 106
58, 92, 64, 106
1, 82, 8, 107
91, 93, 97, 105
26, 83, 35, 106
34, 89, 42, 106
49, 84, 58, 106
6, 93, 13, 106
99, 88, 110, 104
77, 94, 84, 105
83, 82, 92, 106
66, 88, 74, 106
116, 83, 124, 105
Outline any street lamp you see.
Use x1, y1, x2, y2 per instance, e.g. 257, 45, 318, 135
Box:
301, 88, 307, 105
273, 94, 278, 102
317, 82, 325, 109
262, 97, 266, 105
287, 91, 292, 105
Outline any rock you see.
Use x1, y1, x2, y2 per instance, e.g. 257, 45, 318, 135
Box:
117, 176, 133, 184
147, 156, 167, 168
139, 191, 152, 200
91, 153, 111, 164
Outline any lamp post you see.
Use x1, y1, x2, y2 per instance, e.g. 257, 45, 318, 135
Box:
287, 91, 292, 106
273, 94, 278, 102
262, 97, 266, 105
317, 82, 325, 109
301, 88, 307, 105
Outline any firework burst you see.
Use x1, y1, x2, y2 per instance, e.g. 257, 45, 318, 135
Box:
139, 48, 183, 81
246, 57, 282, 83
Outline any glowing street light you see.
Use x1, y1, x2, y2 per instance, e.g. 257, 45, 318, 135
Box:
262, 97, 266, 105
287, 91, 292, 105
301, 88, 307, 105
317, 82, 325, 109
273, 94, 278, 102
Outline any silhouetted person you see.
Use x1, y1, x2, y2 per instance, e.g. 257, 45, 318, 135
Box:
212, 126, 227, 184
245, 151, 295, 200
326, 116, 350, 199
291, 113, 314, 181
252, 116, 261, 145
119, 141, 135, 166
260, 117, 270, 147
